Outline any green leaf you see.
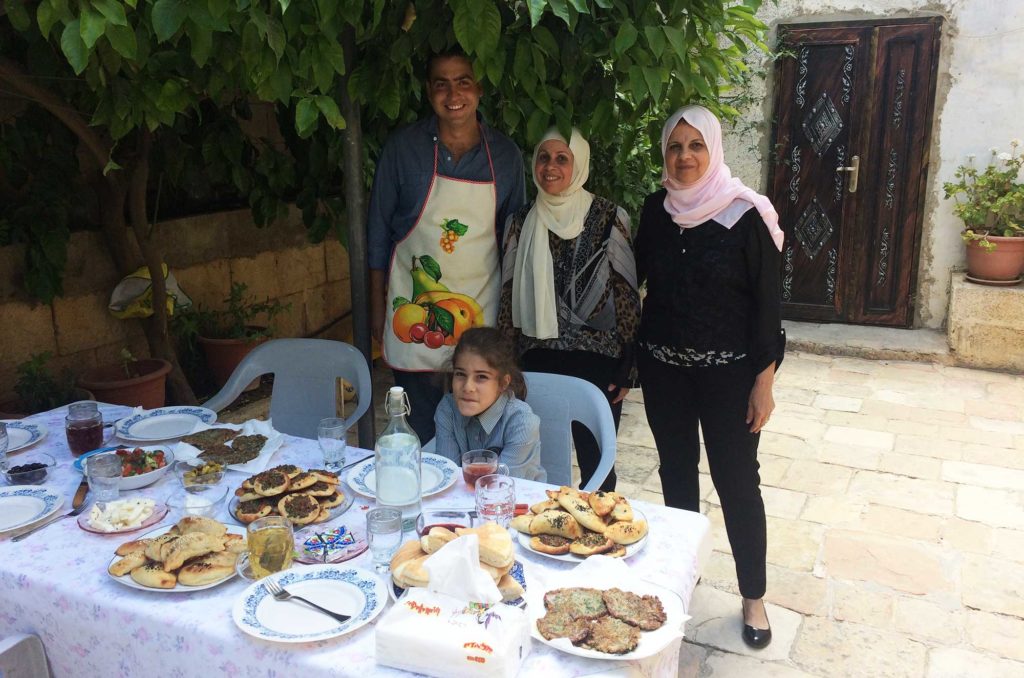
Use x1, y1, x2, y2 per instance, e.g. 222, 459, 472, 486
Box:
156, 79, 187, 112
314, 95, 345, 129
80, 7, 106, 49
60, 20, 89, 74
268, 63, 291, 104
419, 255, 442, 282
432, 304, 454, 336
628, 65, 646, 101
295, 97, 318, 137
614, 22, 638, 56
475, 1, 501, 60
485, 44, 506, 86
152, 0, 187, 41
266, 18, 285, 60
644, 26, 666, 59
320, 37, 346, 75
377, 76, 400, 119
532, 25, 559, 58
442, 219, 469, 236
392, 296, 410, 311
102, 158, 123, 175
277, 0, 290, 13
188, 25, 212, 65
547, 0, 570, 25
526, 0, 545, 26
106, 23, 137, 59
527, 107, 549, 144
4, 0, 31, 31
643, 67, 663, 103
37, 1, 57, 36
663, 25, 686, 59
93, 0, 128, 26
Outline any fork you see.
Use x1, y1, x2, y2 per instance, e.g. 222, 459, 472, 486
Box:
264, 578, 351, 623
12, 503, 89, 542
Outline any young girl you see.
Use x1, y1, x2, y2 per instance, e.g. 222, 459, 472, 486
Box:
433, 327, 546, 482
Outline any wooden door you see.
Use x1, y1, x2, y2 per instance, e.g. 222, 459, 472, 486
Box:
768, 18, 941, 326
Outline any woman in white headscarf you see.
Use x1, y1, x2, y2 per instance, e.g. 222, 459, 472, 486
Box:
497, 127, 640, 492
635, 105, 785, 649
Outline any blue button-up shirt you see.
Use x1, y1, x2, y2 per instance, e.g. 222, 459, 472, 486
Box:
433, 391, 546, 482
367, 116, 527, 270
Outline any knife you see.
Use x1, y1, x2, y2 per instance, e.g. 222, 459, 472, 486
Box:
72, 479, 89, 509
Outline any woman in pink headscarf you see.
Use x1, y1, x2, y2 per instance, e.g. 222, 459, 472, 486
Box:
635, 105, 785, 649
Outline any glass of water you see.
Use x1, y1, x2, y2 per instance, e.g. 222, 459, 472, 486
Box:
318, 417, 348, 471
366, 507, 403, 574
86, 453, 121, 503
475, 474, 515, 528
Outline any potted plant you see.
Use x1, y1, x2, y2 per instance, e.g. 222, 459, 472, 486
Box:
944, 141, 1024, 283
78, 349, 172, 409
182, 283, 290, 389
0, 353, 95, 418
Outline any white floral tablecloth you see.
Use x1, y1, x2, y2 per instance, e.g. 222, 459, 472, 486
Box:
0, 405, 711, 678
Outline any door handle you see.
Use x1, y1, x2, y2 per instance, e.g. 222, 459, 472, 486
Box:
836, 155, 860, 193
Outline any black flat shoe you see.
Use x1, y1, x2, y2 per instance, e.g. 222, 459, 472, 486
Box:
742, 623, 772, 649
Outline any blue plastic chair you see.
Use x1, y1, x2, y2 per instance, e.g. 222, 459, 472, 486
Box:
523, 371, 617, 491
203, 338, 372, 440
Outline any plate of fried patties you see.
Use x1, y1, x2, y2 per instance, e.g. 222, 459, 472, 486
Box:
107, 516, 246, 592
176, 423, 283, 474
511, 486, 649, 562
228, 465, 353, 526
531, 583, 685, 660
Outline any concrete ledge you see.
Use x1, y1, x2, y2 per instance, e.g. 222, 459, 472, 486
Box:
948, 272, 1024, 372
784, 320, 951, 365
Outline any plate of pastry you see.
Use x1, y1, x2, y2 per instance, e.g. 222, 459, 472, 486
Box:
227, 465, 353, 526
106, 516, 246, 592
172, 420, 283, 474
511, 487, 648, 562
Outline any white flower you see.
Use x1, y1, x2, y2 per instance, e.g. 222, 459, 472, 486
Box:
966, 153, 977, 161
1011, 139, 1021, 148
990, 147, 999, 154
998, 152, 1013, 161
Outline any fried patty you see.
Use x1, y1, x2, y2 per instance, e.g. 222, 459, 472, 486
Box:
536, 610, 590, 644
602, 588, 667, 630
230, 434, 267, 459
543, 587, 607, 620
181, 428, 239, 450
199, 443, 257, 465
582, 616, 640, 654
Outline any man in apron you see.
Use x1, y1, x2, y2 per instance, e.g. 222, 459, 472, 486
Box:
368, 48, 526, 442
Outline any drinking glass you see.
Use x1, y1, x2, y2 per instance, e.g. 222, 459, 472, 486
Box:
461, 449, 510, 488
317, 417, 348, 471
248, 515, 294, 579
86, 453, 121, 503
66, 402, 104, 457
0, 422, 8, 470
474, 474, 516, 528
366, 507, 404, 574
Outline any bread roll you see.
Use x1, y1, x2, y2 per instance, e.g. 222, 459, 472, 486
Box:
393, 553, 431, 588
115, 538, 153, 557
605, 519, 648, 545
498, 573, 525, 602
175, 516, 227, 538
390, 540, 425, 575
177, 558, 234, 586
479, 559, 512, 583
530, 499, 561, 514
162, 533, 225, 572
530, 510, 583, 539
610, 498, 634, 522
557, 494, 606, 534
130, 562, 177, 589
145, 534, 179, 562
588, 491, 617, 517
424, 526, 458, 554
510, 514, 535, 534
108, 551, 147, 577
455, 522, 513, 568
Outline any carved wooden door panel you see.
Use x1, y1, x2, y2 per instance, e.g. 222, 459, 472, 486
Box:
768, 18, 941, 326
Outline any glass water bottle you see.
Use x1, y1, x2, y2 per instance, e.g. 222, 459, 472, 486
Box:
374, 386, 422, 530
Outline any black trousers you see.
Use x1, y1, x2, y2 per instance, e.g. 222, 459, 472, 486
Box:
521, 349, 621, 492
638, 352, 767, 599
392, 370, 444, 443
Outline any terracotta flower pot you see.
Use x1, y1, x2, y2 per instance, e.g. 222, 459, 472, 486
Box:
78, 359, 172, 409
0, 388, 96, 419
198, 333, 268, 391
965, 235, 1024, 284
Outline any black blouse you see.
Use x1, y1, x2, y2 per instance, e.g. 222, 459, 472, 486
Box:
635, 189, 782, 374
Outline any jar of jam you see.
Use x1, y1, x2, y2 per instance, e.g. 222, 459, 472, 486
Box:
66, 401, 104, 456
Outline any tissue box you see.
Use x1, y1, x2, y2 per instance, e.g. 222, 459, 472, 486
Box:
376, 589, 531, 677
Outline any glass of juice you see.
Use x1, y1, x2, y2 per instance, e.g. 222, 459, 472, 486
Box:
461, 449, 509, 488
66, 402, 105, 457
247, 516, 294, 579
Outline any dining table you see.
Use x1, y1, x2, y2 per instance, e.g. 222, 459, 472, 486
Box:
0, 403, 712, 678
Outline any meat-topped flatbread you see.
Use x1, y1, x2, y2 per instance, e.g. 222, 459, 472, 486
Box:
602, 588, 667, 630
278, 493, 320, 526
181, 428, 239, 450
530, 534, 571, 555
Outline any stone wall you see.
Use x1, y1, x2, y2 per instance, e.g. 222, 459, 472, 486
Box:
947, 272, 1024, 372
0, 206, 352, 400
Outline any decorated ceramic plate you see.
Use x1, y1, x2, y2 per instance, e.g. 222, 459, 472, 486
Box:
389, 559, 527, 608
1, 420, 48, 453
0, 487, 63, 533
106, 523, 244, 592
515, 508, 649, 563
113, 407, 217, 441
346, 453, 458, 499
233, 564, 388, 642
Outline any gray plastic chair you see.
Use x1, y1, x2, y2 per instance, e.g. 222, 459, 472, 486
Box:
203, 338, 372, 440
523, 371, 617, 491
0, 634, 51, 678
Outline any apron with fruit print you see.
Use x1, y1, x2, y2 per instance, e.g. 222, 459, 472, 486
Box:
383, 133, 498, 372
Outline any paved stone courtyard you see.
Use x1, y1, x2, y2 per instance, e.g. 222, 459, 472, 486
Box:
349, 350, 1024, 677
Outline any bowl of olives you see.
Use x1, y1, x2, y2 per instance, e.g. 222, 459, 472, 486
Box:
3, 452, 56, 485
172, 459, 224, 487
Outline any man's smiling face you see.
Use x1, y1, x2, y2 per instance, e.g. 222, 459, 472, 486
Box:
427, 55, 482, 128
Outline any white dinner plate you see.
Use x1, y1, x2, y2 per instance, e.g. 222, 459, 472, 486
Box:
528, 577, 686, 661
113, 407, 217, 441
0, 487, 64, 533
106, 523, 245, 592
515, 508, 649, 563
233, 564, 388, 642
1, 420, 48, 453
346, 453, 458, 499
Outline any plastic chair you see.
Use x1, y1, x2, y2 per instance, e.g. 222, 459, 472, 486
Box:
203, 338, 372, 440
523, 371, 617, 491
0, 634, 52, 678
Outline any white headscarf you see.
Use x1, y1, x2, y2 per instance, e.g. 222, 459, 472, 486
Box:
661, 105, 784, 251
511, 128, 595, 339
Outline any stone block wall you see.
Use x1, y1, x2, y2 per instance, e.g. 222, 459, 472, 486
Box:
947, 272, 1024, 372
0, 206, 353, 400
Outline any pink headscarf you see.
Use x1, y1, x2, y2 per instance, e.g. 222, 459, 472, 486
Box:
661, 105, 784, 251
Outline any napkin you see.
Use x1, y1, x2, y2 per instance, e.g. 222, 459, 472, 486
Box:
423, 534, 502, 606
172, 419, 283, 474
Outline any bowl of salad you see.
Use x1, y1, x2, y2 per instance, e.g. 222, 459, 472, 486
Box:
74, 446, 175, 490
